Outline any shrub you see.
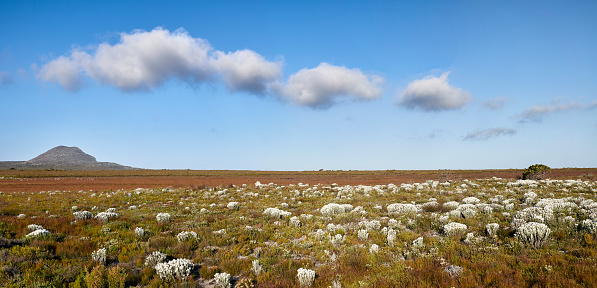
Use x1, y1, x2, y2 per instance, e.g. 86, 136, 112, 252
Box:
92, 248, 107, 264
107, 266, 126, 288
263, 207, 291, 218
85, 265, 107, 288
144, 251, 167, 267
134, 227, 145, 238
320, 203, 348, 216
227, 202, 239, 210
214, 272, 231, 288
73, 211, 93, 220
154, 258, 193, 281
297, 268, 315, 287
26, 228, 50, 238
387, 203, 421, 214
176, 231, 198, 242
515, 222, 550, 248
156, 213, 171, 223
522, 164, 551, 180
443, 222, 467, 236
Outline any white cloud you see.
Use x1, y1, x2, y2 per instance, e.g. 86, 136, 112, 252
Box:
273, 62, 384, 108
212, 49, 282, 93
0, 71, 14, 86
480, 97, 508, 110
37, 27, 282, 93
398, 72, 471, 111
515, 99, 593, 123
464, 127, 516, 141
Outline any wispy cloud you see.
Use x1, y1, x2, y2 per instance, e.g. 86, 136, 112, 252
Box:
0, 71, 14, 87
480, 97, 508, 110
515, 99, 596, 123
37, 27, 282, 94
464, 127, 516, 141
273, 63, 384, 108
397, 72, 471, 112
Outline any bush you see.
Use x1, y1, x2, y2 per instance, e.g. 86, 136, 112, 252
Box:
522, 164, 551, 180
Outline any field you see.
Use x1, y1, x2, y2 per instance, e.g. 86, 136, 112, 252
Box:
1, 168, 596, 287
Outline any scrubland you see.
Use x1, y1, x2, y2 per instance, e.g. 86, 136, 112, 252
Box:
1, 176, 597, 287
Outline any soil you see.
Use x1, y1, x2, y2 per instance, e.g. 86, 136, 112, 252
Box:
0, 168, 595, 193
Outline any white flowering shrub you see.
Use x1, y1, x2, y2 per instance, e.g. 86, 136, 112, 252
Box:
145, 251, 167, 267
106, 208, 116, 213
387, 203, 421, 214
73, 210, 93, 220
252, 259, 262, 276
177, 231, 198, 242
516, 222, 550, 248
581, 219, 597, 234
361, 220, 381, 231
462, 197, 480, 204
321, 203, 349, 216
443, 201, 460, 211
486, 223, 499, 237
315, 229, 326, 240
92, 248, 106, 264
297, 268, 316, 287
156, 213, 171, 223
17, 214, 26, 219
443, 222, 467, 236
290, 216, 301, 227
26, 228, 50, 238
330, 234, 345, 246
95, 211, 118, 222
27, 224, 43, 231
155, 258, 193, 281
213, 272, 230, 288
387, 228, 396, 247
135, 227, 145, 238
412, 237, 424, 248
357, 229, 369, 241
369, 243, 379, 254
263, 207, 291, 218
227, 201, 239, 210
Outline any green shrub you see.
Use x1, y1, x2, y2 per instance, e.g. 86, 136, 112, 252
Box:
522, 164, 551, 180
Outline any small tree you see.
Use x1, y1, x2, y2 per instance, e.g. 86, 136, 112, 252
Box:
522, 164, 551, 180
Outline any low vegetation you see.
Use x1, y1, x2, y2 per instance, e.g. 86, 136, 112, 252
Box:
0, 175, 596, 287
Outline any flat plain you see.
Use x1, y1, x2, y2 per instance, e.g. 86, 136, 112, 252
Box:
1, 168, 596, 287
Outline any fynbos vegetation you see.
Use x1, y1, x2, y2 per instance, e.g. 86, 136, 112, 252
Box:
0, 176, 596, 287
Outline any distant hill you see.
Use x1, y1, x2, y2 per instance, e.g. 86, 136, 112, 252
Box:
0, 146, 137, 170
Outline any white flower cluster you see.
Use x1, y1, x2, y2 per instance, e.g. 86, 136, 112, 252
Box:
357, 229, 369, 241
155, 258, 193, 281
263, 207, 291, 218
135, 227, 145, 238
144, 251, 167, 267
329, 234, 345, 246
515, 222, 551, 248
443, 222, 467, 236
290, 216, 301, 227
73, 210, 93, 220
297, 268, 316, 287
369, 244, 379, 254
581, 219, 597, 234
320, 203, 350, 216
412, 237, 424, 248
95, 210, 118, 222
156, 213, 171, 223
26, 228, 50, 238
486, 223, 499, 237
462, 197, 480, 204
387, 228, 396, 247
227, 201, 239, 210
252, 259, 262, 276
177, 231, 198, 242
92, 248, 106, 264
443, 201, 460, 211
214, 272, 231, 288
27, 224, 44, 231
387, 203, 421, 214
360, 220, 381, 231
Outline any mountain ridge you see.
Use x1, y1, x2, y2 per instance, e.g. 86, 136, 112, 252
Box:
0, 146, 137, 170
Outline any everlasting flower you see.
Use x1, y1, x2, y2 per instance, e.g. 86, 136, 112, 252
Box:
156, 213, 171, 223
297, 268, 316, 287
387, 203, 421, 214
516, 222, 550, 248
145, 251, 167, 267
214, 272, 231, 288
155, 258, 193, 281
26, 228, 50, 238
177, 231, 198, 242
73, 211, 93, 220
91, 248, 107, 264
443, 222, 467, 236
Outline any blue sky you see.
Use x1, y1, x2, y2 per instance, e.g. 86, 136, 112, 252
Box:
1, 0, 596, 170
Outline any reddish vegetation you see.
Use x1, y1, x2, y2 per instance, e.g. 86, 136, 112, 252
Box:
0, 168, 595, 193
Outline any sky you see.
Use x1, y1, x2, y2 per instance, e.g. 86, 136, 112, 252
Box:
1, 0, 596, 170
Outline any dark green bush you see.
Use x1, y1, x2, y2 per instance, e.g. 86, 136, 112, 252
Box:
522, 164, 551, 180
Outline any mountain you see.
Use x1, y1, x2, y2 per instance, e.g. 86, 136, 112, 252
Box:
0, 146, 137, 170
